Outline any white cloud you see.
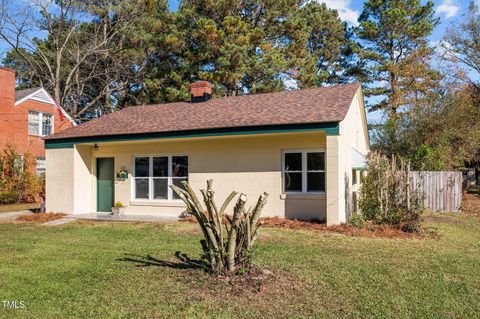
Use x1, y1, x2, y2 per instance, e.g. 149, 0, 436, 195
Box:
437, 0, 460, 18
316, 0, 360, 25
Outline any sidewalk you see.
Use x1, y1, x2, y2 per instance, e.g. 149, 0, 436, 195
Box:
0, 210, 32, 220
70, 213, 179, 223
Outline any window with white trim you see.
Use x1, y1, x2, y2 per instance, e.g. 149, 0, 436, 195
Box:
36, 157, 46, 176
28, 111, 53, 136
134, 155, 188, 201
42, 114, 53, 135
283, 150, 325, 193
28, 111, 40, 135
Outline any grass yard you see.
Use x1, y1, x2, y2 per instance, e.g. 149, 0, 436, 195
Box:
0, 213, 479, 319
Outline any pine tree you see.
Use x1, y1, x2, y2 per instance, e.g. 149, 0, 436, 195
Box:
356, 0, 440, 156
357, 0, 440, 118
176, 0, 353, 97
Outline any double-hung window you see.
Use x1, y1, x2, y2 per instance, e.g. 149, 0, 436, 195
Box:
28, 111, 40, 135
28, 111, 53, 136
283, 150, 325, 193
36, 157, 46, 176
42, 114, 53, 135
134, 155, 188, 201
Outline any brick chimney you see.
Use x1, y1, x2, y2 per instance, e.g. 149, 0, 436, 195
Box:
0, 67, 15, 111
190, 81, 212, 103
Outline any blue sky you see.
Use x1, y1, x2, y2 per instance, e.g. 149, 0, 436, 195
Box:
1, 0, 477, 123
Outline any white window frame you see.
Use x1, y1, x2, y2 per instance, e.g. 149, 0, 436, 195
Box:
282, 149, 326, 194
41, 113, 53, 136
132, 155, 188, 202
28, 111, 40, 135
28, 110, 54, 136
36, 157, 46, 176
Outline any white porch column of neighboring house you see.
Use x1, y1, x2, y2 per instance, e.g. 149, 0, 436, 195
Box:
326, 135, 346, 226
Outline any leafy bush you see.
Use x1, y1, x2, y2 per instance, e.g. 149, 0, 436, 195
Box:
0, 145, 44, 204
401, 220, 421, 233
0, 191, 20, 205
348, 213, 365, 228
467, 185, 480, 194
412, 145, 446, 171
359, 152, 424, 231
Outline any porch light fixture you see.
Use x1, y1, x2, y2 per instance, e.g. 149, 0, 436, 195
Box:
93, 143, 99, 151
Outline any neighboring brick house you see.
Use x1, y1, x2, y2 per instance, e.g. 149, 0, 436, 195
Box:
0, 67, 76, 174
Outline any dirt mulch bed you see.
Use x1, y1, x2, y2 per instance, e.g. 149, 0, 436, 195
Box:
462, 193, 480, 218
213, 266, 275, 293
259, 217, 420, 239
181, 216, 419, 239
16, 213, 65, 223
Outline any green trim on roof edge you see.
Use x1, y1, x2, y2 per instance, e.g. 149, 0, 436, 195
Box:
45, 122, 339, 149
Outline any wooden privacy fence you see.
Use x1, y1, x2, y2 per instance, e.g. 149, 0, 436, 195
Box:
410, 171, 462, 212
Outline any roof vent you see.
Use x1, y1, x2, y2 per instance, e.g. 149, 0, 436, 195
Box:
190, 81, 212, 103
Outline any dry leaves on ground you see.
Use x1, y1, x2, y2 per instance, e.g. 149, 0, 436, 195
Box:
16, 213, 65, 223
181, 216, 419, 239
462, 193, 480, 218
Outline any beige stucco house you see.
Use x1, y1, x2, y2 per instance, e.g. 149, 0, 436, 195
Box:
44, 82, 369, 225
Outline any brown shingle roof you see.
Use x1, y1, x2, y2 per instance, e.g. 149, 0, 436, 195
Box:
15, 87, 42, 102
45, 83, 361, 140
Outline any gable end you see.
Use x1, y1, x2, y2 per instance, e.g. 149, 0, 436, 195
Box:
15, 88, 77, 126
15, 88, 55, 106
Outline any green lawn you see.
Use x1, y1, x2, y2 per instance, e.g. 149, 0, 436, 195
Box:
0, 214, 479, 319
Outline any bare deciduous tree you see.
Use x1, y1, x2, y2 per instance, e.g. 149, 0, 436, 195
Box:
441, 2, 480, 92
0, 0, 146, 120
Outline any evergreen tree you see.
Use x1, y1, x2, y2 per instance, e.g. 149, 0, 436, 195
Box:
357, 0, 440, 118
2, 0, 361, 119
175, 0, 353, 97
288, 2, 354, 87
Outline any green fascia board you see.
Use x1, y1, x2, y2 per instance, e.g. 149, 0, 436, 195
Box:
45, 122, 339, 149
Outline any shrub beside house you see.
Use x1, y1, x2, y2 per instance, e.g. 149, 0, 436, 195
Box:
0, 145, 43, 204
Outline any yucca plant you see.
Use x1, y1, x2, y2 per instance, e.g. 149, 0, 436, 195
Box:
171, 180, 268, 275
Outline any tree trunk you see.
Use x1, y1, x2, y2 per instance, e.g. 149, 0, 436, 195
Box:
227, 194, 246, 272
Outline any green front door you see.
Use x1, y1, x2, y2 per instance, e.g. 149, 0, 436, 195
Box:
97, 158, 114, 212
